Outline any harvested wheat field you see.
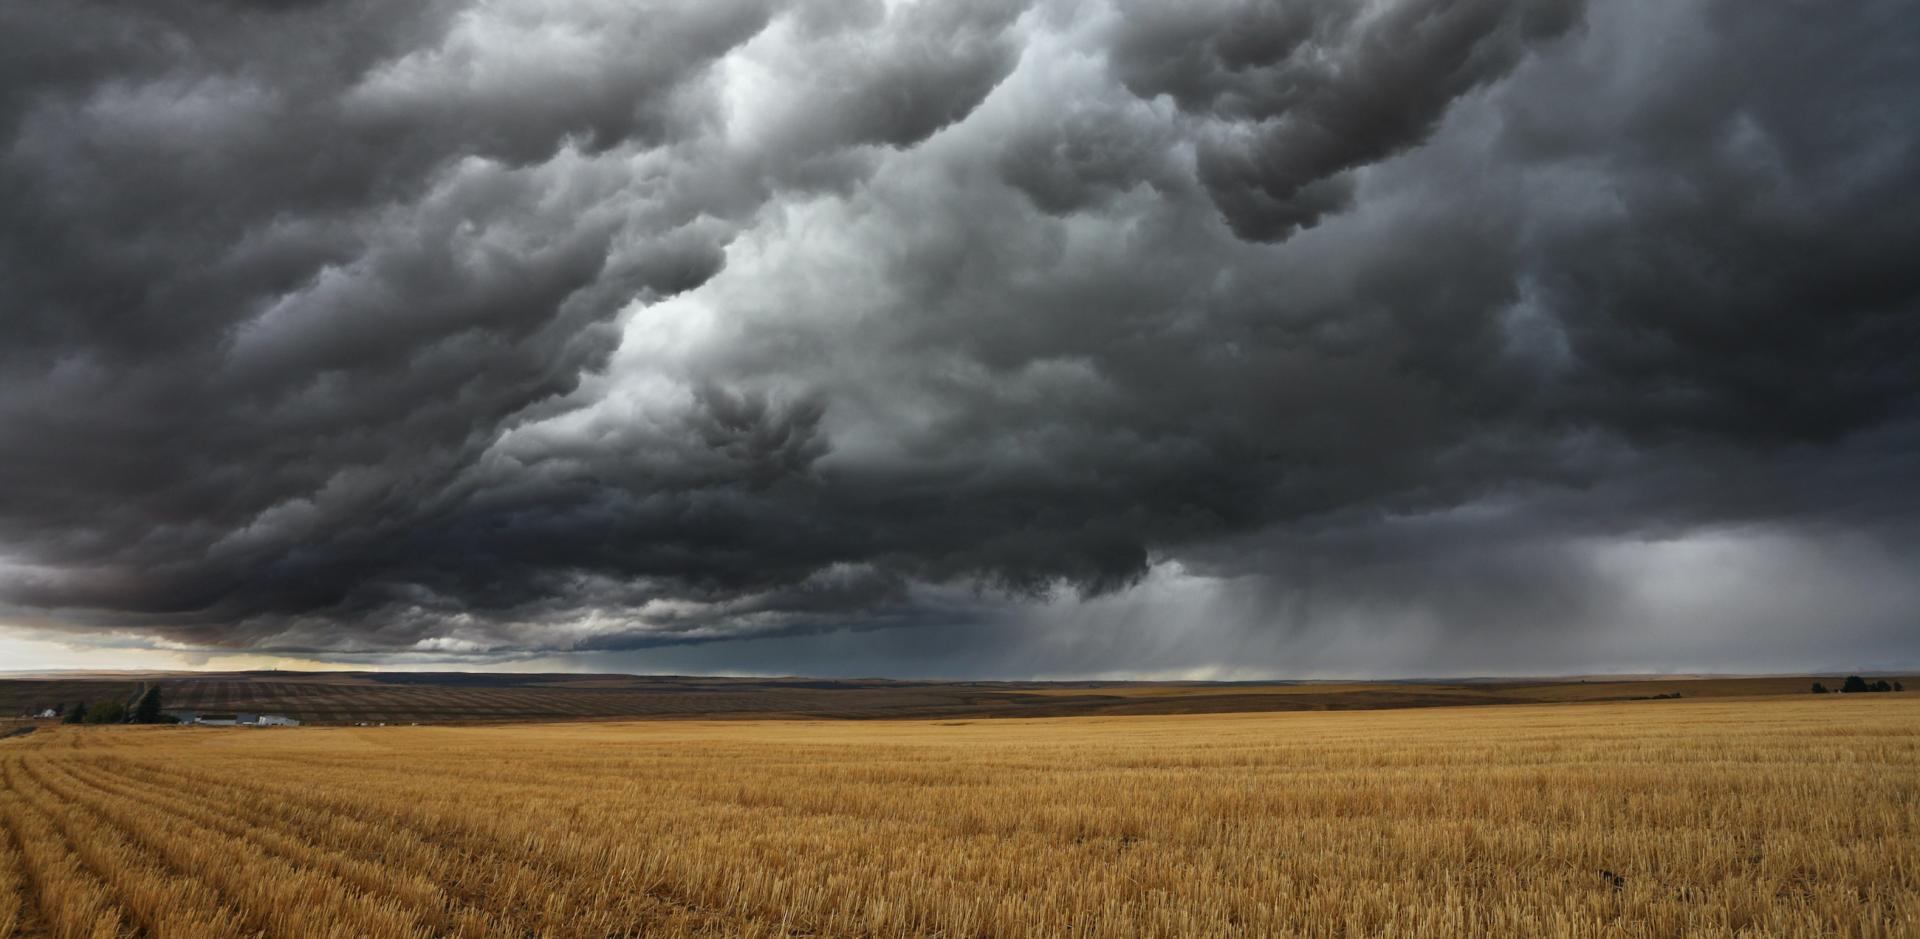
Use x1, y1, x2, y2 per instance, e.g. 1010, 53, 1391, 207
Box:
0, 695, 1915, 938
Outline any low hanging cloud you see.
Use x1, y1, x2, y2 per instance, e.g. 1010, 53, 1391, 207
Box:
2, 0, 1918, 672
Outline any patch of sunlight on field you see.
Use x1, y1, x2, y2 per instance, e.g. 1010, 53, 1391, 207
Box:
2, 696, 1916, 937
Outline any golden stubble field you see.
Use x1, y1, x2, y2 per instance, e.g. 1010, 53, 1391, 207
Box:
0, 695, 1915, 938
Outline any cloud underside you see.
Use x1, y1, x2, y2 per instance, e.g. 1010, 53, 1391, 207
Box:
1, 0, 1917, 669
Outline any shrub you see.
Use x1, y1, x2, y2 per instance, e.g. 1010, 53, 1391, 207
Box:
84, 700, 127, 724
134, 687, 164, 724
1842, 676, 1871, 693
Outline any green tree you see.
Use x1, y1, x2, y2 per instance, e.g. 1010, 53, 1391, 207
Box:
62, 702, 88, 724
134, 687, 163, 724
83, 700, 126, 724
1810, 682, 1828, 694
1842, 675, 1870, 693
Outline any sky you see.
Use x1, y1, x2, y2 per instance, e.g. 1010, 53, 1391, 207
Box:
1, 0, 1917, 679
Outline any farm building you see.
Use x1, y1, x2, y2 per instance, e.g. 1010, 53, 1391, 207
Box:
168, 711, 300, 727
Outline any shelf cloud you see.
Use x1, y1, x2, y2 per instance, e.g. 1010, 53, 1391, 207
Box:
2, 0, 1917, 674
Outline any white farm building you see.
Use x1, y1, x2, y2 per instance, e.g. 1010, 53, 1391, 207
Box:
168, 711, 300, 727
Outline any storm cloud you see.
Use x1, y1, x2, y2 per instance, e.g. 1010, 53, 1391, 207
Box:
2, 0, 1917, 674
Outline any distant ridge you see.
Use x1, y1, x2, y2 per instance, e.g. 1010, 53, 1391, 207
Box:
4, 672, 1902, 725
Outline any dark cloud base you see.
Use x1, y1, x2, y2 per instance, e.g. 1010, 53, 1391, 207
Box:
2, 0, 1918, 671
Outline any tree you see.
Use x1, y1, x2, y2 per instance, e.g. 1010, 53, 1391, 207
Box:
83, 700, 126, 724
1811, 682, 1828, 694
1842, 675, 1871, 693
62, 702, 88, 724
1898, 682, 1906, 692
134, 687, 163, 724
1870, 680, 1893, 693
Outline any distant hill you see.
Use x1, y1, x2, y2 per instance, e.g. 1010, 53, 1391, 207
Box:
2, 672, 1899, 725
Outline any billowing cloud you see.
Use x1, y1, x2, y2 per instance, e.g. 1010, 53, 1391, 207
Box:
2, 0, 1917, 674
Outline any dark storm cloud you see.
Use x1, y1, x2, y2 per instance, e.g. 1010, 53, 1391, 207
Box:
2, 0, 1918, 670
1108, 0, 1584, 239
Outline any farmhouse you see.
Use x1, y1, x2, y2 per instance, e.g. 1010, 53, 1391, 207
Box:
167, 710, 300, 727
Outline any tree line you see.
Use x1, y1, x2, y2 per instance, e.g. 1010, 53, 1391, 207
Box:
40, 687, 170, 724
1811, 676, 1903, 694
